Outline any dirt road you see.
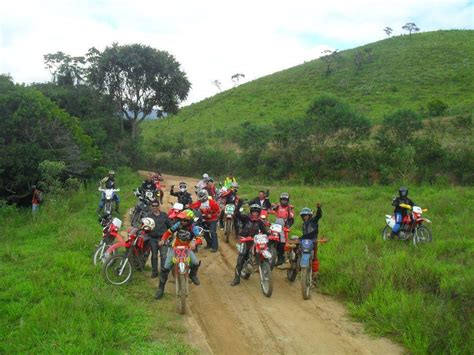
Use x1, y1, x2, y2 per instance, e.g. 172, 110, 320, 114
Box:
141, 172, 403, 355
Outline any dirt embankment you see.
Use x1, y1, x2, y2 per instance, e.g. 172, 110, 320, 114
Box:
139, 171, 403, 355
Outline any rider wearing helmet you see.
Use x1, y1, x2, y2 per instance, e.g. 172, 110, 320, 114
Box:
155, 210, 203, 299
218, 182, 240, 230
271, 192, 295, 266
98, 170, 120, 214
223, 173, 237, 189
391, 187, 415, 237
138, 174, 159, 203
170, 182, 193, 207
190, 190, 220, 252
300, 204, 323, 274
195, 173, 210, 194
230, 201, 269, 286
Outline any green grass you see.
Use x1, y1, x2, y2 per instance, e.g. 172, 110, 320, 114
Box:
236, 182, 474, 354
142, 30, 474, 147
0, 168, 194, 354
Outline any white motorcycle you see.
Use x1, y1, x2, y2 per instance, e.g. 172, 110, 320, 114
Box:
98, 188, 120, 215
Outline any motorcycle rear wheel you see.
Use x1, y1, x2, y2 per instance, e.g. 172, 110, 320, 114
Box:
413, 225, 432, 246
102, 254, 133, 285
259, 261, 273, 297
176, 273, 187, 315
382, 226, 392, 241
287, 260, 298, 282
301, 267, 312, 300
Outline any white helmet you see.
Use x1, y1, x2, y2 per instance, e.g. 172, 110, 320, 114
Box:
202, 173, 209, 179
141, 217, 155, 231
220, 186, 228, 193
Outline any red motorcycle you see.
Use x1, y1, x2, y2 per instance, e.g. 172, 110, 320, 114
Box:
102, 226, 151, 285
93, 217, 124, 265
168, 202, 184, 223
239, 233, 274, 297
268, 223, 283, 268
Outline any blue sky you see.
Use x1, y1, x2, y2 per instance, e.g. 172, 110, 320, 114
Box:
0, 0, 472, 105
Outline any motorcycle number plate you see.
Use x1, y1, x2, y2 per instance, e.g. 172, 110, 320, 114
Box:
225, 204, 235, 214
254, 234, 268, 244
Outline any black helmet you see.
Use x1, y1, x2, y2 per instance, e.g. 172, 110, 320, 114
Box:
177, 229, 192, 242
399, 187, 408, 198
197, 189, 208, 202
249, 203, 261, 214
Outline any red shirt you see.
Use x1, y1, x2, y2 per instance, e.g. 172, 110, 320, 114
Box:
190, 199, 220, 221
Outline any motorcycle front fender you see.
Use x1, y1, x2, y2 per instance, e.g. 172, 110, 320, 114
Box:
300, 252, 312, 268
106, 242, 128, 254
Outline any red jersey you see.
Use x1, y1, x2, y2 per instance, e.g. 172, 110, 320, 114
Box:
190, 199, 220, 221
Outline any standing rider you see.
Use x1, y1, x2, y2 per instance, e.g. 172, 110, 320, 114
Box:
230, 202, 268, 286
248, 190, 271, 210
299, 204, 323, 275
191, 190, 220, 252
146, 201, 172, 278
98, 170, 120, 214
271, 192, 294, 266
155, 210, 202, 299
170, 182, 193, 207
391, 187, 415, 238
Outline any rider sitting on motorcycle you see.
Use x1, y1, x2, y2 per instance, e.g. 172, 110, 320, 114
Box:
299, 205, 322, 275
230, 202, 269, 286
170, 182, 193, 207
391, 187, 415, 237
218, 183, 240, 229
139, 174, 159, 200
271, 192, 294, 266
190, 190, 220, 252
223, 173, 237, 189
155, 210, 202, 299
151, 172, 164, 204
97, 170, 120, 214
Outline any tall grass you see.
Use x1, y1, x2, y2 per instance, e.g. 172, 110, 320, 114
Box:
236, 183, 474, 354
0, 168, 194, 353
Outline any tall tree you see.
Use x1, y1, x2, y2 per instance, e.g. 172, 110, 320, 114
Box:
402, 22, 420, 38
320, 49, 340, 76
383, 27, 393, 38
87, 43, 191, 138
231, 73, 245, 87
212, 79, 222, 92
44, 52, 85, 86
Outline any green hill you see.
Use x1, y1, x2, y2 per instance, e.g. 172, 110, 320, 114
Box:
142, 30, 474, 145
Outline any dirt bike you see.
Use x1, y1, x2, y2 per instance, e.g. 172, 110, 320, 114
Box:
239, 233, 274, 297
93, 217, 124, 265
268, 223, 284, 268
223, 203, 236, 243
98, 188, 120, 215
130, 189, 160, 227
101, 227, 151, 285
171, 237, 202, 315
168, 202, 184, 223
286, 236, 328, 300
382, 204, 432, 246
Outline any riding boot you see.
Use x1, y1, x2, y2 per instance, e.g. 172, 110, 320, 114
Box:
189, 264, 200, 285
154, 268, 170, 299
230, 257, 244, 286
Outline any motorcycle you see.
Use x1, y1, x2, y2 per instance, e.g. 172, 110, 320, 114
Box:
268, 223, 284, 268
382, 204, 432, 246
130, 189, 159, 227
98, 188, 120, 215
168, 202, 184, 223
172, 234, 203, 315
93, 217, 124, 265
239, 233, 274, 297
223, 203, 236, 243
286, 236, 328, 300
101, 226, 151, 285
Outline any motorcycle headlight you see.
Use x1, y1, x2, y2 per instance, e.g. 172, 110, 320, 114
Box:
262, 250, 272, 259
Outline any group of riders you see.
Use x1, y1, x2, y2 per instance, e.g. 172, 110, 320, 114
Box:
97, 170, 416, 299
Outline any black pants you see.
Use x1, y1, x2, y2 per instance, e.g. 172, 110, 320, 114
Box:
234, 241, 252, 277
149, 238, 168, 274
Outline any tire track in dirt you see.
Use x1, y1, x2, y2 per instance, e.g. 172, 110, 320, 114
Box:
140, 172, 403, 355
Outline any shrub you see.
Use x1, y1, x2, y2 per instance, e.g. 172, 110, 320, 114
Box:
427, 99, 449, 117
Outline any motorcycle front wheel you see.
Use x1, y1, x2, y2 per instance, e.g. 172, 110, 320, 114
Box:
224, 219, 233, 243
301, 267, 312, 300
93, 241, 107, 265
176, 273, 187, 315
102, 254, 133, 285
287, 258, 298, 282
382, 226, 393, 241
413, 225, 432, 246
259, 261, 273, 298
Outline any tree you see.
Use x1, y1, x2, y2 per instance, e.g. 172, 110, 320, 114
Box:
87, 43, 191, 138
402, 22, 420, 38
212, 79, 222, 92
231, 73, 245, 87
383, 27, 393, 38
44, 52, 85, 86
320, 49, 340, 76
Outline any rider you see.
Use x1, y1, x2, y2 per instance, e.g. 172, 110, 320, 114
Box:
151, 172, 164, 204
223, 173, 237, 189
299, 204, 323, 275
170, 182, 193, 207
230, 202, 268, 286
205, 177, 217, 199
195, 173, 209, 194
248, 190, 271, 210
139, 174, 158, 199
146, 201, 172, 278
391, 187, 415, 237
218, 182, 240, 229
271, 192, 294, 266
97, 170, 120, 214
155, 210, 202, 299
190, 190, 220, 252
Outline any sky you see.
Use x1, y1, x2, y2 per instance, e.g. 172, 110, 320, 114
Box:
0, 0, 473, 105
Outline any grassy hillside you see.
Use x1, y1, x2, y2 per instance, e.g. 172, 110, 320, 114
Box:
235, 182, 474, 354
0, 169, 194, 353
142, 30, 474, 145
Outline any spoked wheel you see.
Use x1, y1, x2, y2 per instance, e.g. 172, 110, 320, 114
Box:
269, 245, 277, 269
176, 273, 187, 315
287, 260, 298, 282
413, 225, 432, 246
224, 219, 232, 243
259, 261, 273, 297
93, 241, 107, 265
102, 254, 133, 285
382, 226, 393, 241
301, 267, 312, 300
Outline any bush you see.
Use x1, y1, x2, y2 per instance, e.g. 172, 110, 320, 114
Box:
427, 99, 449, 117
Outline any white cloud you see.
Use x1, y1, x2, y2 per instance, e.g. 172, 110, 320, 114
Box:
0, 0, 472, 105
